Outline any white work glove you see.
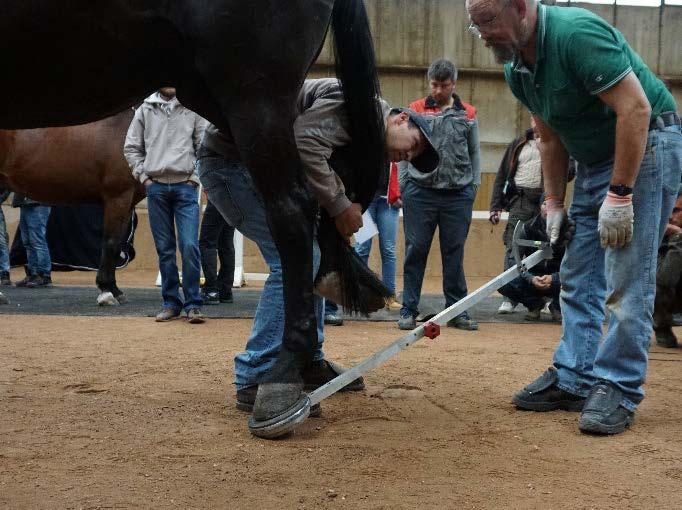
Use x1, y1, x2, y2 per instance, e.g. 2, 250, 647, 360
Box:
545, 197, 566, 245
598, 191, 633, 248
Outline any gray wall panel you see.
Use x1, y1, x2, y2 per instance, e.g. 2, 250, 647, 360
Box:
660, 6, 682, 76
616, 6, 661, 73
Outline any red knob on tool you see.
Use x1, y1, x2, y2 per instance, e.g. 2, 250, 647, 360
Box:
424, 322, 440, 339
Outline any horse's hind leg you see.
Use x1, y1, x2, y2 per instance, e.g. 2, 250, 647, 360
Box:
96, 194, 133, 305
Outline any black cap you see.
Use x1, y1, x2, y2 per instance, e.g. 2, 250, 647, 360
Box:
390, 107, 439, 173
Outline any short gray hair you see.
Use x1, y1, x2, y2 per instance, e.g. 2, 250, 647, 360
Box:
427, 59, 458, 82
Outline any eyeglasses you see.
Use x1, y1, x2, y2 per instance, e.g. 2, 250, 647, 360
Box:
468, 0, 512, 38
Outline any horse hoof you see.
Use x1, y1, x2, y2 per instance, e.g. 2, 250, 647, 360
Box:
97, 292, 118, 306
115, 293, 128, 305
248, 395, 311, 439
0, 292, 9, 305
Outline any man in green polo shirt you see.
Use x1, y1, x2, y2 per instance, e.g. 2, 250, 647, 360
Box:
466, 0, 682, 435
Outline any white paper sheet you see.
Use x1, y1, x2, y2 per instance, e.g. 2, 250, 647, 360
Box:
353, 210, 379, 245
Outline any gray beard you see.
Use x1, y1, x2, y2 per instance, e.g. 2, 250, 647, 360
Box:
491, 43, 516, 64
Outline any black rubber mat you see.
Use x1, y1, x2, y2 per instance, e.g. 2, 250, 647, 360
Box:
0, 284, 563, 324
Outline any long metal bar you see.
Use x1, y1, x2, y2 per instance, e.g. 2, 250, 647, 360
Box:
308, 246, 553, 406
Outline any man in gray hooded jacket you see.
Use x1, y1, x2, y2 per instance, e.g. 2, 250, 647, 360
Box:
124, 87, 209, 324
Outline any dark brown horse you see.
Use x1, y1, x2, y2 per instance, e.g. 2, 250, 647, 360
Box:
1, 0, 385, 436
0, 110, 145, 305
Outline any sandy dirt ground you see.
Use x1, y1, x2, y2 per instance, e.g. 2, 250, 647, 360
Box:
1, 315, 681, 509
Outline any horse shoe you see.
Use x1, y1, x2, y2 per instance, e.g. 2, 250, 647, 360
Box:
97, 291, 119, 307
248, 395, 311, 439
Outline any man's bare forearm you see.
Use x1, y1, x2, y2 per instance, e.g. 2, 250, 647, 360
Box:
610, 105, 650, 187
540, 136, 569, 200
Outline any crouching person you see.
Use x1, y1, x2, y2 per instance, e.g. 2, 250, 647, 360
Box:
499, 204, 564, 323
653, 191, 682, 348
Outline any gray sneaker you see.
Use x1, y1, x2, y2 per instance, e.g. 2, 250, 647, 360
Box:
155, 307, 181, 322
397, 314, 416, 330
186, 308, 206, 324
447, 314, 479, 331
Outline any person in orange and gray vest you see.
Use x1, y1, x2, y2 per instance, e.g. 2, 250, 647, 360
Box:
397, 58, 481, 332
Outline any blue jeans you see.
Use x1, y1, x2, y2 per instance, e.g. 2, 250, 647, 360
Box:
354, 195, 400, 293
197, 150, 324, 390
146, 182, 202, 312
19, 205, 51, 276
400, 181, 475, 318
0, 205, 9, 273
554, 124, 682, 411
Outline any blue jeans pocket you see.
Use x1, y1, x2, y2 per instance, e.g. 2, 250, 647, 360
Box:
199, 163, 249, 230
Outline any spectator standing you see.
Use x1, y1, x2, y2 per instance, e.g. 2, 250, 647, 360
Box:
12, 193, 52, 287
124, 87, 209, 324
653, 189, 682, 348
0, 189, 11, 285
398, 58, 481, 331
489, 119, 544, 314
199, 197, 235, 304
467, 0, 681, 434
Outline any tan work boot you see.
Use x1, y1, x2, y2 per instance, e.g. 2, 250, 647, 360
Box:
385, 297, 402, 311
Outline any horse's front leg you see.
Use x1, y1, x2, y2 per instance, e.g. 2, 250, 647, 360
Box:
96, 194, 133, 306
231, 109, 319, 433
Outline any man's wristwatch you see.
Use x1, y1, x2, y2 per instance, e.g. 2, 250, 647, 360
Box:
609, 184, 633, 196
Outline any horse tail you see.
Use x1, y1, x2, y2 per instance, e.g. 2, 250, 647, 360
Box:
315, 211, 393, 316
330, 0, 385, 209
315, 0, 391, 315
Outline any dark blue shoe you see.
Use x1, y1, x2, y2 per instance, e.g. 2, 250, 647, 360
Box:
579, 381, 634, 435
513, 367, 586, 412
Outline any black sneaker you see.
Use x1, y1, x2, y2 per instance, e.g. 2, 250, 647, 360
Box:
202, 291, 220, 305
447, 313, 479, 331
219, 292, 233, 303
302, 359, 365, 392
15, 275, 34, 287
26, 275, 52, 288
579, 381, 634, 435
236, 385, 321, 416
0, 271, 11, 286
512, 367, 586, 412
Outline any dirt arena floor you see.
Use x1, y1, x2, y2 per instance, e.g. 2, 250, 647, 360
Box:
1, 312, 681, 509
